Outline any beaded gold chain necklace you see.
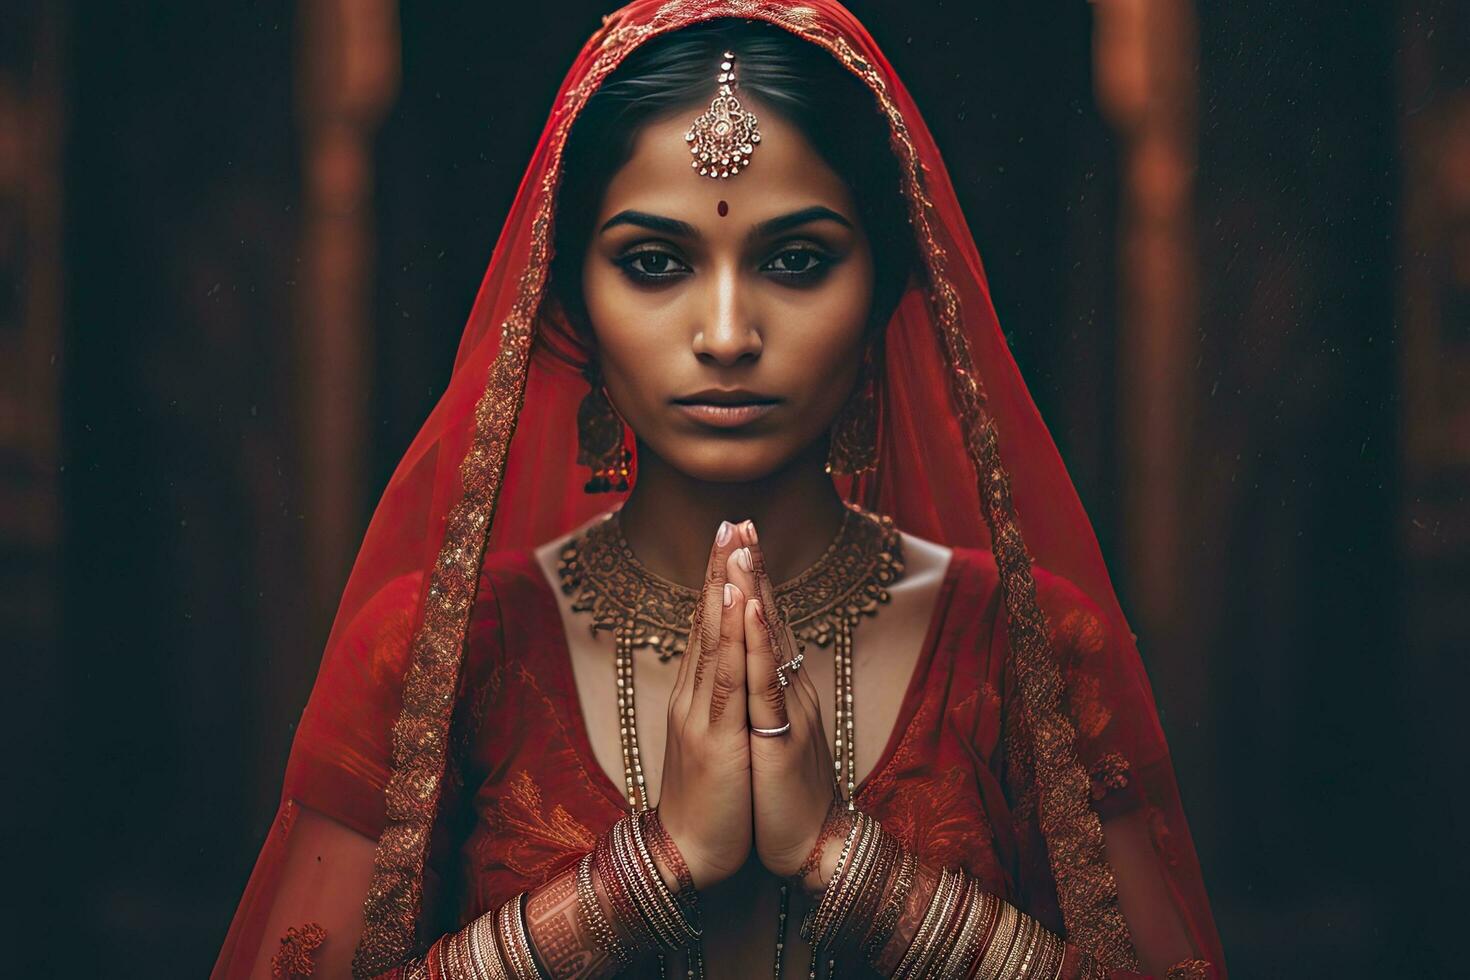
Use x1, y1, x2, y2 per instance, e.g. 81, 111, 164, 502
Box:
557, 503, 905, 979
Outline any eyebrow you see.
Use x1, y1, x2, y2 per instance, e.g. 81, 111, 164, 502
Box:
598, 205, 854, 242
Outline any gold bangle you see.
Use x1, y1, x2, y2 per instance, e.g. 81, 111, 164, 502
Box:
975, 899, 1019, 980
1035, 928, 1066, 980
818, 811, 879, 950
863, 848, 918, 962
453, 926, 479, 980
631, 810, 701, 941
939, 884, 994, 979
613, 815, 686, 948
576, 853, 628, 966
471, 912, 511, 980
494, 895, 544, 980
1007, 914, 1039, 979
894, 867, 957, 979
804, 810, 864, 944
843, 825, 898, 956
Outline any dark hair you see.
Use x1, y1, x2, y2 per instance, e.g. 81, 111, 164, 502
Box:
549, 18, 916, 345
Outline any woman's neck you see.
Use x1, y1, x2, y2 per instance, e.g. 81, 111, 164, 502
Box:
617, 440, 848, 589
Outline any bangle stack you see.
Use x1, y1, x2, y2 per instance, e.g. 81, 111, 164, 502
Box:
591, 811, 702, 960
799, 810, 912, 972
644, 809, 700, 924
795, 806, 1070, 980
576, 853, 630, 969
414, 891, 544, 980
968, 897, 1066, 980
406, 809, 703, 980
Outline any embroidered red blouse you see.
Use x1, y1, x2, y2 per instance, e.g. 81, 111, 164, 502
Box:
430, 544, 1136, 937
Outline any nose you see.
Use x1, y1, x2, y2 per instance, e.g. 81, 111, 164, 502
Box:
691, 263, 762, 366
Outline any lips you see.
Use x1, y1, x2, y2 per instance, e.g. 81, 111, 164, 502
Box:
671, 388, 781, 429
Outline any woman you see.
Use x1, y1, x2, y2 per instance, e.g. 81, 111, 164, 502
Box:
214, 2, 1225, 978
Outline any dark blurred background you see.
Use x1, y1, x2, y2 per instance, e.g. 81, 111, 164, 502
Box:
5, 1, 1465, 976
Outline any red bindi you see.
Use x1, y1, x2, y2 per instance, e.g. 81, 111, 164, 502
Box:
717, 200, 729, 217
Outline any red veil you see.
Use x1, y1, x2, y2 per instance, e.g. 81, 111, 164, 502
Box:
214, 2, 1224, 977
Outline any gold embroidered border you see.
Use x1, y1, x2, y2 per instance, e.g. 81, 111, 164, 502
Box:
354, 1, 1136, 972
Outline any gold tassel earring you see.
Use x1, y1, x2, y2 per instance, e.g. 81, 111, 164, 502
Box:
577, 364, 632, 493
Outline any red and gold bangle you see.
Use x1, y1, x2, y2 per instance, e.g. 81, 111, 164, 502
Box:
817, 811, 874, 947
937, 883, 994, 979
467, 910, 510, 980
835, 821, 898, 955
591, 814, 699, 955
493, 895, 541, 980
629, 809, 701, 943
594, 824, 653, 950
612, 815, 686, 948
644, 808, 699, 922
861, 849, 917, 963
894, 866, 963, 979
576, 852, 630, 967
804, 809, 869, 946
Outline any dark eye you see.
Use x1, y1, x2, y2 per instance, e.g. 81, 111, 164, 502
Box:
762, 247, 829, 279
618, 249, 690, 283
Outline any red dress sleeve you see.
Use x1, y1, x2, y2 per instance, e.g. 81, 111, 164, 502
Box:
998, 565, 1227, 978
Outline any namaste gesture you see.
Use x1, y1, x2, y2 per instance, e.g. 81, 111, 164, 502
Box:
656, 519, 841, 892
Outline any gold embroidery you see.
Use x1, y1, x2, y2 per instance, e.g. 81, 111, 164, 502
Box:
271, 922, 327, 979
487, 770, 599, 878
1056, 606, 1109, 664
1089, 751, 1131, 798
366, 604, 416, 692
856, 696, 935, 802
357, 1, 1135, 971
1166, 959, 1213, 980
872, 764, 994, 869
1068, 672, 1113, 741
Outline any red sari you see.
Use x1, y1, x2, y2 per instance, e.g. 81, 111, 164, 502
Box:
213, 2, 1226, 977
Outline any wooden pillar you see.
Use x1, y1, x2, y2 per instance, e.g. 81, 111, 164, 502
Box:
1398, 4, 1470, 938
1092, 0, 1200, 696
0, 2, 65, 717
295, 0, 400, 635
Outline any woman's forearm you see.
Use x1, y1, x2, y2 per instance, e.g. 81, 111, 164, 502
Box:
388, 811, 695, 980
797, 809, 1174, 980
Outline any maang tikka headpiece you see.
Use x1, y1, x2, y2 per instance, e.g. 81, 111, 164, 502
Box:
685, 49, 762, 179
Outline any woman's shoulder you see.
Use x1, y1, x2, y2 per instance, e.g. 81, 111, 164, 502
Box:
894, 528, 1105, 627
894, 529, 996, 595
474, 545, 559, 619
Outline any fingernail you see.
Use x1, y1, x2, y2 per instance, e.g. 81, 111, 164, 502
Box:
723, 583, 735, 607
716, 520, 733, 546
735, 547, 753, 572
744, 520, 758, 543
750, 598, 766, 626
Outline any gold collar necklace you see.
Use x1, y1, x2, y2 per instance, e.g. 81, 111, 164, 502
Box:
557, 502, 905, 663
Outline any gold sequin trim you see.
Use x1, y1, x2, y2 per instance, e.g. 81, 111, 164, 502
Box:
1167, 958, 1214, 980
272, 922, 327, 979
356, 0, 1134, 971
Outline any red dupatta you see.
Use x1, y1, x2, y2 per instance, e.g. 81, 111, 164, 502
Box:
212, 2, 1225, 977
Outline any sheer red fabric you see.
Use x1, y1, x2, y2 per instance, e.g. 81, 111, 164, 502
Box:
212, 2, 1225, 977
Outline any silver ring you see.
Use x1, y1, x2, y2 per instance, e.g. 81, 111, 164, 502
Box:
751, 722, 791, 737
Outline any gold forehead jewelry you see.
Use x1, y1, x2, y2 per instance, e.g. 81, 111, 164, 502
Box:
685, 49, 761, 179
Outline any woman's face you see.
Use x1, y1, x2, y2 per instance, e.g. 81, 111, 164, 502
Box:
581, 98, 876, 484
